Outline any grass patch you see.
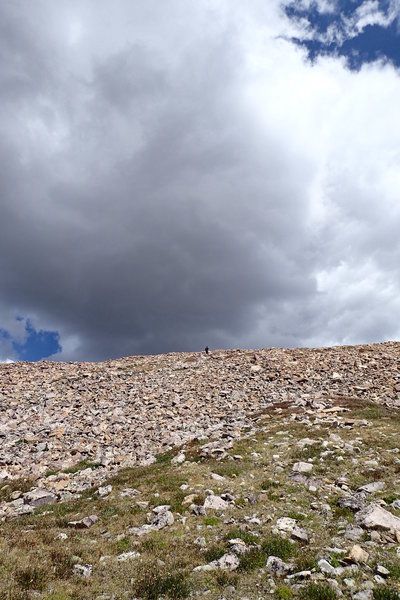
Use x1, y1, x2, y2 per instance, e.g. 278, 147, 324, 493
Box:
295, 549, 318, 572
204, 546, 225, 562
276, 586, 293, 599
262, 535, 295, 561
374, 588, 400, 600
215, 571, 238, 589
134, 568, 190, 599
382, 562, 400, 580
115, 536, 132, 554
50, 550, 74, 579
140, 534, 168, 553
0, 479, 33, 503
287, 511, 306, 521
204, 517, 220, 526
64, 459, 99, 474
15, 565, 48, 591
299, 583, 338, 599
224, 528, 258, 545
260, 479, 280, 490
238, 547, 267, 572
156, 450, 175, 465
354, 403, 390, 420
293, 444, 322, 460
211, 462, 243, 478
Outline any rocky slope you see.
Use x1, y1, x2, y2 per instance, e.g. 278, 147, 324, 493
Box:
1, 342, 400, 599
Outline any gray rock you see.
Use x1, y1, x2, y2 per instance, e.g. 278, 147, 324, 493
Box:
171, 453, 185, 465
338, 493, 367, 512
211, 473, 225, 482
23, 488, 57, 508
97, 485, 112, 497
194, 536, 206, 547
204, 495, 229, 511
190, 504, 206, 516
353, 592, 373, 600
291, 526, 309, 543
116, 551, 140, 561
358, 482, 385, 494
276, 517, 296, 532
73, 563, 93, 577
150, 507, 174, 530
376, 565, 390, 577
194, 553, 239, 572
228, 539, 248, 555
344, 524, 364, 541
266, 556, 294, 577
292, 462, 313, 474
355, 503, 400, 532
68, 515, 98, 529
318, 559, 336, 575
286, 570, 312, 580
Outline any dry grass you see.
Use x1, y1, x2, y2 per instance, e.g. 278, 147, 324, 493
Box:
1, 401, 400, 599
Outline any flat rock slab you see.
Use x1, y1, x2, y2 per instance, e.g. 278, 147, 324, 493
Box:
203, 495, 229, 511
355, 503, 400, 533
292, 462, 313, 474
68, 515, 98, 529
23, 489, 57, 508
358, 482, 385, 494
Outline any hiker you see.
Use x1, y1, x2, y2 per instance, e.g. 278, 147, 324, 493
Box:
205, 346, 209, 355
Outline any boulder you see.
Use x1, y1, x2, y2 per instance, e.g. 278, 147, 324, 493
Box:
355, 503, 400, 533
266, 556, 294, 577
203, 495, 229, 511
23, 489, 57, 508
292, 462, 313, 474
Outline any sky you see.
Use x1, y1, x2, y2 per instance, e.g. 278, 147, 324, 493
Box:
0, 0, 400, 362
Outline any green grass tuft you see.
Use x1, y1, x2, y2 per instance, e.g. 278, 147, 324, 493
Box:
135, 569, 190, 599
262, 535, 295, 561
374, 588, 400, 600
299, 583, 337, 600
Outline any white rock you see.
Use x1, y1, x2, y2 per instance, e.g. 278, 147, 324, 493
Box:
266, 556, 294, 577
211, 473, 225, 482
355, 503, 400, 532
97, 485, 112, 497
23, 489, 57, 508
291, 526, 308, 543
171, 453, 186, 465
228, 539, 248, 555
73, 563, 93, 577
203, 495, 229, 511
318, 559, 336, 575
358, 482, 385, 494
194, 553, 240, 572
68, 515, 98, 529
150, 508, 174, 530
292, 462, 313, 474
117, 551, 141, 561
276, 517, 296, 532
353, 592, 373, 600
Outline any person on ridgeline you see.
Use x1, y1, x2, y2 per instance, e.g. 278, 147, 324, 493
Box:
205, 346, 209, 355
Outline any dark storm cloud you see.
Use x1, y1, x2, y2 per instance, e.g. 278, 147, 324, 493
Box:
0, 0, 400, 360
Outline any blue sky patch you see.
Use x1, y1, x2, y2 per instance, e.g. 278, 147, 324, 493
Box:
1, 318, 61, 361
284, 0, 400, 69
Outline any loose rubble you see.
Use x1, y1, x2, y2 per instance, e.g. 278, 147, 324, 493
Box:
1, 342, 400, 598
